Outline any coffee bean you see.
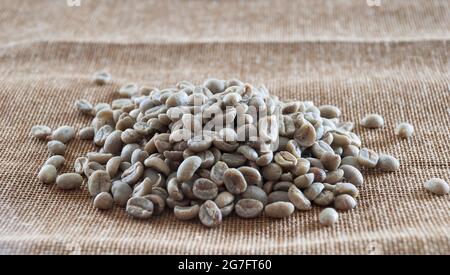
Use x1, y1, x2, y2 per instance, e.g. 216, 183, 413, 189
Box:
334, 182, 359, 197
238, 166, 262, 186
106, 156, 122, 177
221, 153, 247, 168
235, 199, 264, 218
262, 163, 282, 181
424, 178, 449, 195
241, 186, 268, 205
88, 170, 111, 196
177, 156, 202, 182
56, 173, 83, 190
268, 191, 289, 203
199, 200, 222, 227
294, 121, 316, 147
319, 208, 339, 226
340, 156, 361, 170
264, 202, 295, 218
340, 165, 364, 186
103, 130, 123, 155
174, 204, 200, 220
75, 99, 94, 115
94, 125, 113, 146
121, 162, 144, 185
313, 190, 335, 206
210, 161, 229, 185
304, 182, 324, 201
237, 145, 258, 161
214, 191, 234, 208
74, 157, 88, 174
144, 157, 170, 176
38, 164, 57, 184
83, 161, 105, 178
288, 185, 311, 210
143, 194, 166, 215
395, 122, 414, 139
52, 126, 75, 144
324, 169, 344, 184
334, 194, 357, 211
357, 148, 379, 168
94, 192, 114, 210
273, 181, 293, 192
319, 105, 341, 119
44, 155, 65, 170
308, 167, 326, 182
112, 181, 132, 206
93, 71, 111, 85
193, 178, 218, 200
31, 125, 52, 140
361, 114, 384, 129
376, 154, 400, 172
87, 152, 113, 164
126, 197, 154, 219
119, 83, 139, 98
292, 158, 310, 176
47, 140, 66, 156
320, 152, 341, 171
294, 173, 314, 189
79, 127, 95, 140
223, 168, 247, 195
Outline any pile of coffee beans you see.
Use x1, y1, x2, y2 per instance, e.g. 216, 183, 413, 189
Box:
33, 76, 435, 228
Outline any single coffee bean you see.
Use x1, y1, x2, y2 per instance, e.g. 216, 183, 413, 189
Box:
210, 161, 228, 185
93, 192, 114, 210
174, 204, 200, 220
340, 165, 364, 186
324, 169, 344, 184
303, 182, 325, 201
308, 167, 326, 182
143, 194, 166, 215
313, 190, 335, 206
103, 130, 123, 155
319, 105, 341, 119
133, 178, 154, 198
87, 152, 113, 164
119, 83, 139, 98
293, 158, 310, 176
177, 156, 202, 182
376, 154, 400, 172
131, 149, 149, 165
288, 185, 311, 211
273, 181, 293, 192
126, 197, 154, 219
223, 168, 247, 195
395, 122, 414, 139
274, 151, 298, 170
238, 166, 262, 186
221, 153, 247, 168
144, 157, 170, 176
334, 194, 357, 211
106, 156, 122, 177
220, 203, 234, 218
237, 145, 258, 161
56, 173, 83, 190
264, 202, 295, 218
360, 114, 384, 129
74, 157, 88, 174
193, 178, 218, 200
38, 164, 57, 184
241, 186, 268, 205
342, 145, 360, 157
31, 125, 52, 140
320, 152, 341, 171
357, 148, 379, 168
319, 208, 339, 226
75, 99, 94, 115
94, 125, 113, 146
93, 71, 111, 85
262, 163, 282, 181
79, 127, 95, 140
340, 156, 361, 170
199, 200, 222, 227
423, 178, 449, 195
88, 170, 112, 196
235, 199, 264, 218
44, 155, 65, 170
307, 158, 324, 169
83, 161, 105, 178
268, 191, 289, 203
334, 182, 359, 197
294, 173, 314, 189
52, 126, 75, 144
121, 162, 144, 185
47, 140, 66, 156
294, 122, 316, 147
111, 181, 132, 207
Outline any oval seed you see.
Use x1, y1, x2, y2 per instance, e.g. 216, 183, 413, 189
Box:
241, 186, 268, 205
340, 165, 364, 186
31, 125, 52, 140
56, 173, 83, 190
199, 200, 222, 227
112, 181, 132, 206
47, 140, 66, 156
44, 155, 65, 170
79, 127, 95, 140
210, 161, 228, 185
93, 71, 111, 85
294, 122, 316, 147
103, 130, 123, 155
121, 162, 144, 185
320, 152, 341, 171
223, 168, 247, 195
319, 208, 339, 226
74, 157, 88, 174
193, 178, 218, 200
144, 194, 166, 215
93, 192, 114, 210
423, 178, 449, 195
303, 182, 325, 201
377, 154, 400, 172
235, 199, 263, 218
119, 83, 139, 98
288, 185, 311, 211
174, 205, 200, 220
52, 126, 75, 144
294, 173, 314, 189
88, 170, 111, 196
395, 122, 414, 139
126, 197, 154, 219
87, 152, 113, 164
319, 105, 341, 119
262, 163, 282, 181
357, 148, 379, 168
106, 156, 122, 177
238, 166, 262, 186
334, 194, 357, 211
264, 202, 295, 218
177, 156, 202, 182
361, 114, 384, 129
313, 190, 335, 206
214, 191, 234, 208
274, 151, 298, 170
38, 164, 57, 184
334, 182, 359, 197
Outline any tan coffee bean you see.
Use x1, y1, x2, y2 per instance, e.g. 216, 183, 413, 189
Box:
121, 143, 140, 162
87, 152, 113, 164
126, 197, 153, 219
264, 202, 295, 218
193, 178, 218, 200
313, 190, 335, 206
106, 156, 122, 177
395, 122, 414, 139
94, 125, 113, 146
340, 165, 364, 186
274, 151, 298, 170
268, 191, 289, 203
241, 186, 268, 205
144, 157, 170, 176
111, 181, 132, 207
288, 185, 311, 211
220, 203, 234, 218
331, 132, 351, 147
83, 161, 105, 178
294, 122, 316, 147
94, 102, 111, 115
223, 168, 247, 195
210, 161, 229, 185
307, 157, 324, 169
103, 130, 123, 155
214, 191, 234, 208
187, 138, 212, 153
376, 154, 400, 172
131, 149, 149, 165
44, 155, 65, 170
361, 114, 384, 129
319, 208, 339, 226
121, 162, 144, 185
93, 71, 111, 85
143, 194, 166, 215
31, 125, 52, 140
308, 167, 326, 182
133, 178, 154, 198
204, 78, 225, 94
311, 141, 334, 159
167, 177, 184, 201
79, 127, 95, 140
237, 145, 258, 161
303, 182, 324, 201
424, 178, 449, 195
279, 172, 293, 182
294, 173, 314, 189
197, 150, 215, 169
56, 173, 83, 190
177, 156, 202, 182
238, 166, 261, 186
319, 105, 341, 119
320, 152, 341, 171
342, 145, 360, 157
121, 129, 142, 144
93, 192, 114, 210
74, 157, 88, 175
262, 163, 282, 181
75, 99, 94, 115
38, 164, 57, 184
324, 169, 344, 184
273, 181, 292, 192
174, 204, 200, 220
119, 83, 139, 98
334, 194, 357, 211
52, 126, 75, 144
357, 148, 379, 168
221, 153, 247, 168
340, 156, 361, 170
166, 197, 190, 209
47, 140, 66, 156
88, 170, 111, 196
255, 151, 273, 167
334, 182, 359, 197
199, 200, 222, 227
235, 199, 263, 218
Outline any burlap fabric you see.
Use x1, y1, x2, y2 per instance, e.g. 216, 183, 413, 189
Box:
0, 0, 449, 255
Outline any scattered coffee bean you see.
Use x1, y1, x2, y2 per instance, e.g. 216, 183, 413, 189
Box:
265, 202, 295, 218
177, 156, 202, 182
88, 170, 111, 196
38, 164, 57, 184
31, 125, 52, 140
288, 185, 311, 211
94, 192, 114, 210
52, 126, 76, 144
199, 200, 222, 227
223, 168, 247, 195
395, 122, 414, 139
112, 181, 133, 206
235, 199, 264, 218
79, 127, 95, 140
47, 140, 66, 156
44, 155, 65, 170
423, 178, 449, 195
376, 154, 400, 172
334, 194, 357, 211
93, 71, 112, 85
174, 204, 200, 220
360, 114, 384, 129
126, 197, 154, 219
357, 148, 379, 168
56, 173, 83, 190
319, 208, 339, 226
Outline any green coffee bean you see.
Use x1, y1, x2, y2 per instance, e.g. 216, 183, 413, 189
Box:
361, 114, 384, 129
44, 155, 65, 170
264, 202, 295, 218
395, 122, 414, 139
93, 71, 111, 85
199, 200, 222, 227
31, 125, 52, 140
52, 126, 75, 144
376, 154, 400, 172
424, 178, 449, 195
126, 197, 153, 219
56, 173, 83, 190
38, 164, 57, 184
235, 199, 263, 218
319, 208, 339, 226
94, 192, 114, 210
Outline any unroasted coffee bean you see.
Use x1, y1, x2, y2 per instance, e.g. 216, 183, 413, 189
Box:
133, 178, 154, 198
238, 166, 261, 186
342, 145, 360, 157
44, 155, 65, 170
320, 152, 341, 171
340, 165, 364, 186
74, 157, 88, 174
52, 126, 75, 143
214, 191, 234, 208
235, 199, 263, 218
106, 156, 122, 177
126, 197, 154, 219
268, 191, 289, 203
273, 181, 292, 191
294, 173, 314, 189
83, 161, 105, 178
294, 122, 316, 147
288, 185, 311, 210
94, 192, 114, 210
79, 127, 95, 140
340, 156, 361, 169
174, 204, 200, 220
361, 114, 384, 129
313, 190, 335, 206
112, 181, 132, 206
93, 71, 111, 85
199, 200, 222, 227
38, 164, 57, 184
88, 170, 111, 196
274, 151, 297, 170
119, 83, 139, 98
357, 148, 379, 168
423, 178, 449, 195
220, 203, 234, 217
31, 125, 52, 140
319, 208, 339, 226
144, 194, 166, 215
47, 140, 66, 156
177, 156, 202, 182
237, 145, 258, 161
103, 130, 123, 155
87, 152, 113, 164
193, 178, 218, 200
241, 185, 268, 205
121, 129, 142, 145
395, 122, 414, 139
223, 168, 247, 195
265, 202, 295, 218
324, 169, 344, 184
376, 154, 400, 172
94, 125, 113, 146
144, 157, 170, 176
303, 182, 324, 201
319, 105, 341, 119
56, 173, 83, 190
334, 182, 359, 197
334, 194, 357, 211
75, 99, 94, 115
308, 167, 326, 182
221, 153, 247, 168
262, 163, 282, 181
293, 158, 310, 176
131, 149, 148, 165
121, 162, 144, 185
210, 161, 228, 185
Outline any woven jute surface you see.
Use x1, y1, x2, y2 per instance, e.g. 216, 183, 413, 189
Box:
0, 0, 449, 255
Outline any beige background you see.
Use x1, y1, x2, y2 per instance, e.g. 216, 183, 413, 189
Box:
0, 0, 449, 254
